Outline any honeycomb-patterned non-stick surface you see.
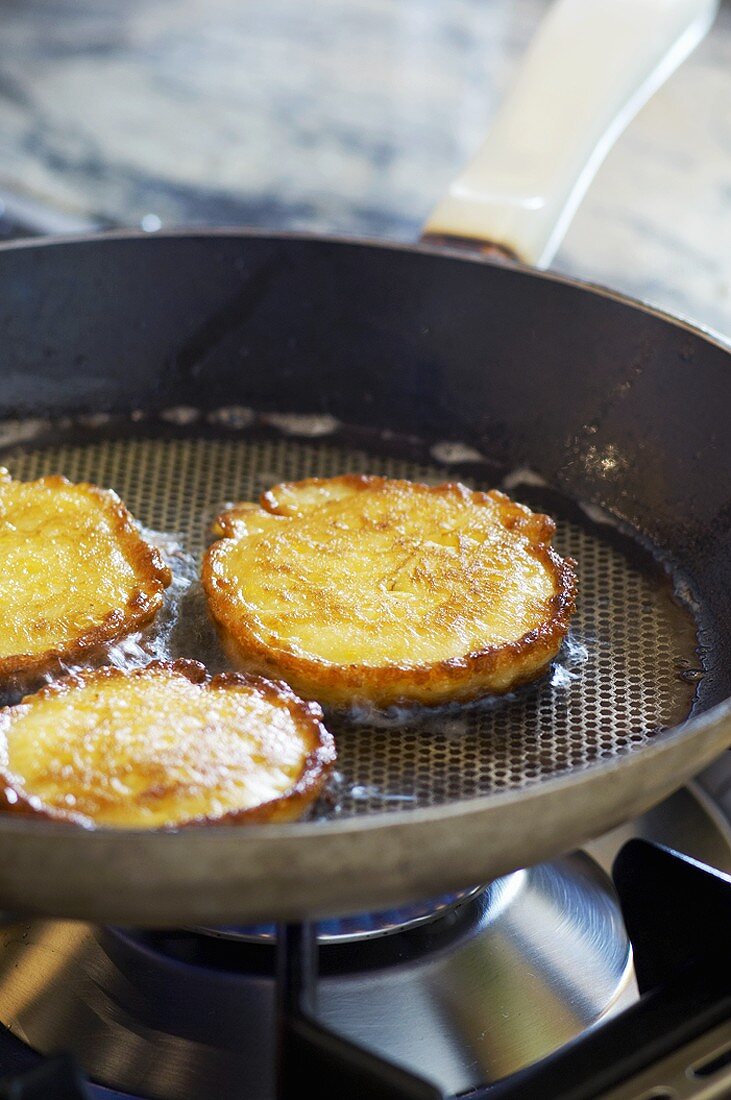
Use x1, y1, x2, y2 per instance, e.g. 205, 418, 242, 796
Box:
0, 429, 700, 819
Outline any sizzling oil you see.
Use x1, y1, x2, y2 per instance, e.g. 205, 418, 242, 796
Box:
0, 417, 704, 820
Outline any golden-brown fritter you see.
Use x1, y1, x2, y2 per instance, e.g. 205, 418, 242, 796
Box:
0, 660, 335, 828
0, 470, 171, 687
202, 475, 577, 707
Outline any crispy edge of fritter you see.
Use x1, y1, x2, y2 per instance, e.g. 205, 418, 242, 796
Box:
202, 474, 578, 707
0, 472, 172, 686
0, 658, 336, 828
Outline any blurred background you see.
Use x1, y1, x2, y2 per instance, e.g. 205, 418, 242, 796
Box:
0, 0, 729, 337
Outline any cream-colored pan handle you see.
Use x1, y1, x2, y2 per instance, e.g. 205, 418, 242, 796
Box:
423, 0, 718, 267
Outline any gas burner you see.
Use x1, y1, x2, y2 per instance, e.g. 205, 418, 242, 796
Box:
0, 784, 727, 1100
193, 884, 485, 943
0, 854, 630, 1099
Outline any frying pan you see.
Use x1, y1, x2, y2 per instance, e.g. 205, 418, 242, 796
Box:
0, 0, 727, 926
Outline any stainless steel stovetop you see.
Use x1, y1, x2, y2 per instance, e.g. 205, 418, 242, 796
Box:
0, 772, 729, 1099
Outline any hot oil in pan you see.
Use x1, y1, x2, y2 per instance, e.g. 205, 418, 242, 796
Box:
0, 419, 702, 821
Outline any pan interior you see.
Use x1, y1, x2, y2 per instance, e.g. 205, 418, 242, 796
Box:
0, 421, 701, 821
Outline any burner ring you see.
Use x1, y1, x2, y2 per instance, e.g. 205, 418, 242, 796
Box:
190, 884, 485, 943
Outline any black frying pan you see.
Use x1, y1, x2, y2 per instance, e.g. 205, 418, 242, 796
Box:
0, 0, 726, 925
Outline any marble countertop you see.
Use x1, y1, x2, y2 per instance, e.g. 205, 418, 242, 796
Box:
0, 0, 729, 338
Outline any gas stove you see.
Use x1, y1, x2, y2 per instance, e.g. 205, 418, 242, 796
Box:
0, 777, 730, 1100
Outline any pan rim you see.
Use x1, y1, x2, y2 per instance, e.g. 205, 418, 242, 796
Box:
0, 228, 727, 847
0, 226, 728, 355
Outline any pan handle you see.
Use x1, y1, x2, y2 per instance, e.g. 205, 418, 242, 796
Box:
422, 0, 718, 267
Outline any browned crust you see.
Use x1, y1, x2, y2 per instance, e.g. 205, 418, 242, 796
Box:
0, 658, 336, 829
0, 472, 172, 687
202, 475, 579, 707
